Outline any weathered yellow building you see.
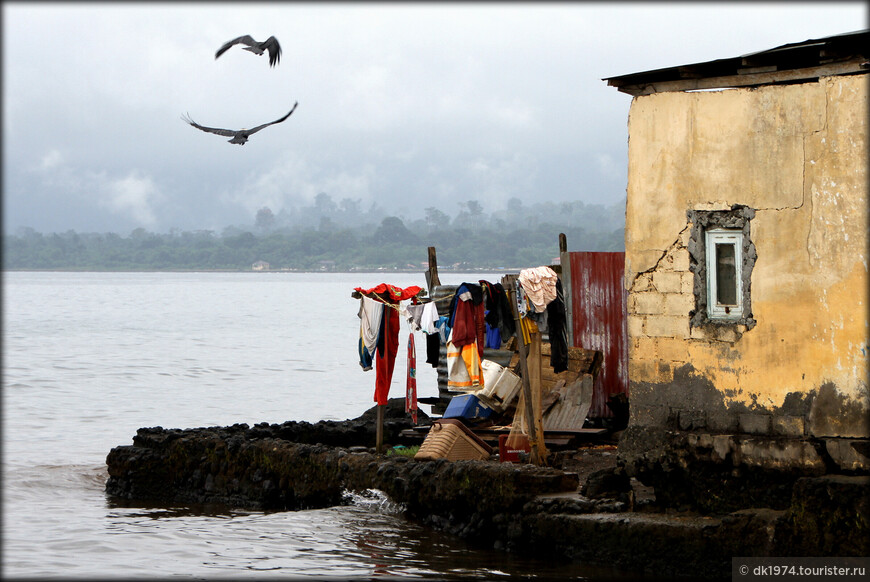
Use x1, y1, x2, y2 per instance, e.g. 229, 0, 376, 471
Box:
605, 31, 868, 510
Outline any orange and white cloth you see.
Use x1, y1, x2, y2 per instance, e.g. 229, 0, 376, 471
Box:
446, 340, 484, 390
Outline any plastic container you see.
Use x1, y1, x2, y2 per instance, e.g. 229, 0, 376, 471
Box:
414, 419, 493, 461
498, 433, 531, 463
442, 393, 492, 420
476, 359, 522, 411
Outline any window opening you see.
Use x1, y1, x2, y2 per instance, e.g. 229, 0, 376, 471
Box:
688, 205, 756, 330
705, 229, 743, 320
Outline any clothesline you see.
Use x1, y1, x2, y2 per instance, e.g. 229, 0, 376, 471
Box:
352, 283, 425, 311
352, 288, 464, 307
353, 268, 567, 409
350, 293, 405, 311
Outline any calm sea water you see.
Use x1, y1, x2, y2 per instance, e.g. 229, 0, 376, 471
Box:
2, 271, 627, 580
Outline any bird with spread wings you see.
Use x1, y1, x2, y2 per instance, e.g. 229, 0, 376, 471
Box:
215, 35, 282, 68
182, 102, 298, 145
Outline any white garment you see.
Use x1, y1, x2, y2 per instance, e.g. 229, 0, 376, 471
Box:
358, 296, 383, 356
518, 266, 559, 313
420, 302, 440, 334
402, 303, 425, 331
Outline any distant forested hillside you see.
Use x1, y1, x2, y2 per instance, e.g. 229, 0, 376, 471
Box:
4, 196, 625, 271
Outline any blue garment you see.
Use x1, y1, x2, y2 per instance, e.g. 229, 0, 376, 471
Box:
358, 334, 374, 371
436, 316, 451, 344
485, 322, 501, 349
484, 310, 502, 349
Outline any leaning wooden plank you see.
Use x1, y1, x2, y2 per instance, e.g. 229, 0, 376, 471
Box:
543, 428, 608, 436
542, 374, 595, 431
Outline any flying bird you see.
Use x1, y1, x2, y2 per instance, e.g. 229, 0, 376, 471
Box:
215, 35, 282, 67
182, 102, 298, 145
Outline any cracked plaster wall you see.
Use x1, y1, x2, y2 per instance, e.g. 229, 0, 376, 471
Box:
623, 74, 868, 439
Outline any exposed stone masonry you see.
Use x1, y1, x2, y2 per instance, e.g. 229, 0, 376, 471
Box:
105, 401, 869, 579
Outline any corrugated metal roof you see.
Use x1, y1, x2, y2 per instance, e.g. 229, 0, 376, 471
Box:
604, 29, 869, 96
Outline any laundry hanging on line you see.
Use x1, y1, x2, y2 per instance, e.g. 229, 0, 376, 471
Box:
354, 283, 423, 406
518, 266, 559, 313
516, 267, 569, 374
357, 295, 383, 371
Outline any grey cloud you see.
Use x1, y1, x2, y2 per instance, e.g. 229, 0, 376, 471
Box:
3, 2, 864, 234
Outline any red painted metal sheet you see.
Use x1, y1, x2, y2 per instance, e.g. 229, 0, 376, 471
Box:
567, 252, 629, 418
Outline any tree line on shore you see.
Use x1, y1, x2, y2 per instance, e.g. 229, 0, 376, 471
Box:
4, 197, 625, 271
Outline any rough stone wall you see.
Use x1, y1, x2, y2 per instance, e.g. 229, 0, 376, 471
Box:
104, 422, 870, 576
619, 73, 869, 501
106, 423, 579, 515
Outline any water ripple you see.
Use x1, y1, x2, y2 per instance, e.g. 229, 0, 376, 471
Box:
3, 271, 627, 580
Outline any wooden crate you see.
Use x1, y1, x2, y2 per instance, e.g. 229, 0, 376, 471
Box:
507, 341, 602, 395
414, 419, 493, 461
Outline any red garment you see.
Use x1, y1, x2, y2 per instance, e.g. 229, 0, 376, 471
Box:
406, 334, 417, 424
451, 297, 486, 358
450, 298, 475, 346
374, 306, 399, 405
473, 301, 485, 358
355, 283, 421, 406
355, 284, 422, 302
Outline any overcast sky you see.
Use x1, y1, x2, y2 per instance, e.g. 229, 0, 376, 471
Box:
3, 2, 866, 235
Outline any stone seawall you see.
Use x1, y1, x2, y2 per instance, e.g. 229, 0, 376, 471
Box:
105, 402, 870, 580
106, 424, 580, 513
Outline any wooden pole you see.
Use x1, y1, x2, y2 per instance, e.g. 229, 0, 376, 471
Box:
426, 246, 441, 291
559, 233, 574, 348
518, 333, 545, 466
526, 326, 549, 464
502, 274, 545, 466
376, 404, 384, 455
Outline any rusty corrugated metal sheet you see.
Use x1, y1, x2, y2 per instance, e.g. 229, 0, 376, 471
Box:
567, 252, 629, 418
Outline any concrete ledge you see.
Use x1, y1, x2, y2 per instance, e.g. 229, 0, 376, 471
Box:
618, 426, 835, 511
782, 475, 870, 556
825, 438, 870, 472
517, 509, 784, 580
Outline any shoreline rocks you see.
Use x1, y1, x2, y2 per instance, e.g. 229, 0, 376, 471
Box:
105, 399, 869, 579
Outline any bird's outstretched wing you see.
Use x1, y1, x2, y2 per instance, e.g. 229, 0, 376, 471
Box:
215, 35, 256, 60
261, 36, 282, 67
244, 102, 299, 136
181, 113, 237, 137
